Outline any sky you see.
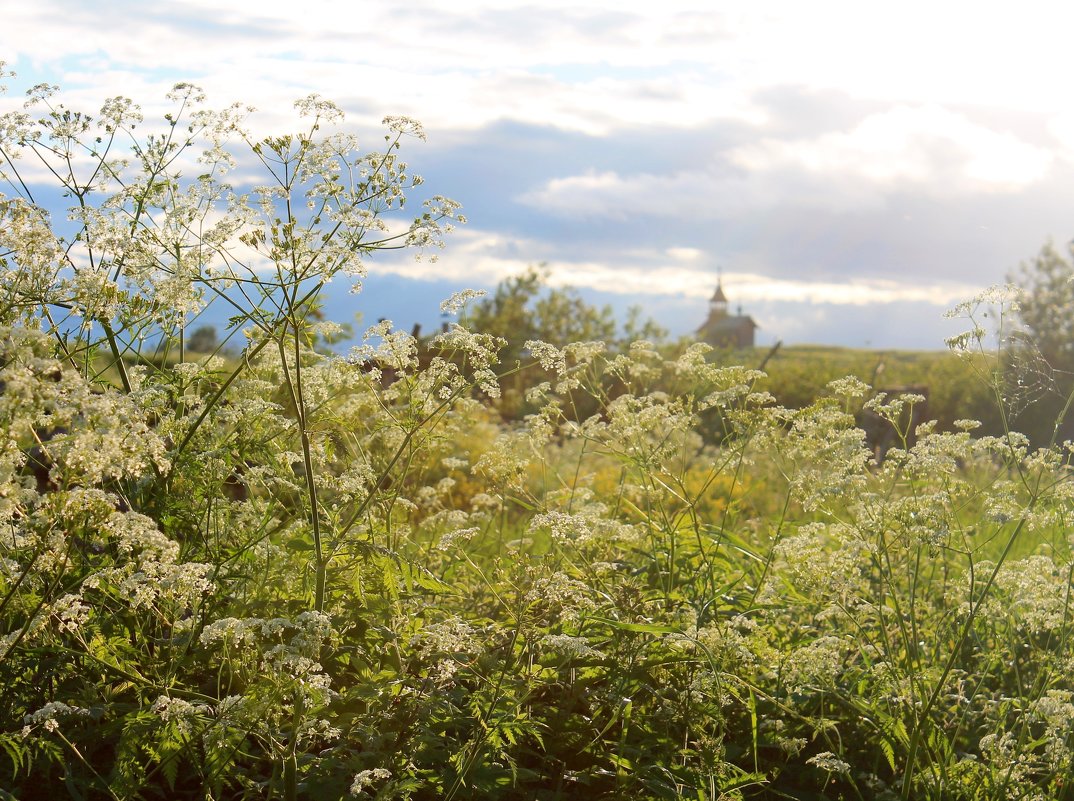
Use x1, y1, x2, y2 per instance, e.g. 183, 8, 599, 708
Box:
3, 1, 1074, 349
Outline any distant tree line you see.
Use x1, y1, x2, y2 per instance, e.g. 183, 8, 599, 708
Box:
1006, 240, 1074, 447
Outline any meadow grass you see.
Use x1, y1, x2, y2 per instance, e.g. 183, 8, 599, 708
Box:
2, 77, 1074, 801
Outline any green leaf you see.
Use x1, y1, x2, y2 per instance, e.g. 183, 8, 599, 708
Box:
721, 771, 768, 793
879, 736, 897, 773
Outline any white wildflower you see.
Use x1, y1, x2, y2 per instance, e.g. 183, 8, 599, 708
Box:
437, 526, 479, 551
439, 289, 486, 315
806, 752, 851, 774
541, 634, 602, 659
350, 767, 392, 796
24, 702, 90, 733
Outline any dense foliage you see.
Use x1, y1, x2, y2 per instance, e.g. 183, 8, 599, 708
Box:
3, 75, 1074, 801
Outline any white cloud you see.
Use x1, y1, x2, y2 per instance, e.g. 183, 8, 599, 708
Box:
0, 2, 764, 136
733, 106, 1053, 192
717, 1, 1074, 113
365, 228, 541, 285
665, 246, 705, 262
515, 106, 1053, 223
725, 274, 978, 306
516, 170, 712, 219
369, 226, 981, 308
516, 160, 889, 220
6, 1, 1074, 136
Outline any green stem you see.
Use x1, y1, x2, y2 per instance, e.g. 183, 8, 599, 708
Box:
899, 511, 1033, 799
276, 330, 325, 612
101, 321, 131, 393
172, 334, 273, 458
55, 731, 122, 801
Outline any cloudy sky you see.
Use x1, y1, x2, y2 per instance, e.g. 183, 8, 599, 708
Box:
4, 1, 1074, 349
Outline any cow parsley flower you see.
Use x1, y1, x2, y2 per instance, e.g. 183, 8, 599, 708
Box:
350, 767, 392, 796
439, 289, 486, 315
806, 752, 851, 775
24, 702, 90, 733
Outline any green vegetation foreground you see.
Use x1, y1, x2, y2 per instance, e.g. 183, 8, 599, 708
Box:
2, 74, 1074, 800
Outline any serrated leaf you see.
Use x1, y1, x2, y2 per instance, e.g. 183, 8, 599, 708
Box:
721, 771, 768, 792
880, 736, 897, 772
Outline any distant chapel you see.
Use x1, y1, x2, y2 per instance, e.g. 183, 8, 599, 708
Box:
696, 279, 757, 349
